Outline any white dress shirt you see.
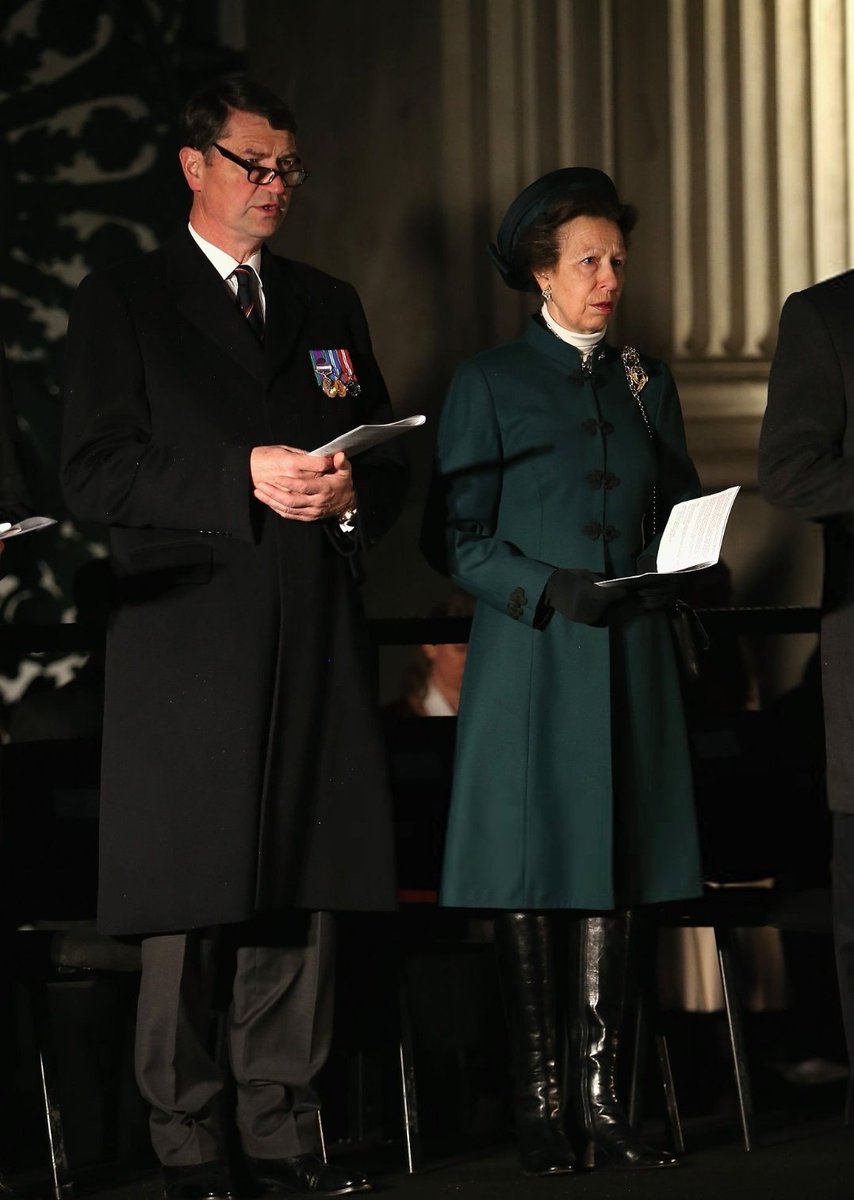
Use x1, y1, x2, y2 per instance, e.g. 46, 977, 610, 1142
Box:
188, 223, 266, 320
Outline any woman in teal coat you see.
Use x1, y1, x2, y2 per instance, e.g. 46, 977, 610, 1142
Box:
426, 168, 701, 1176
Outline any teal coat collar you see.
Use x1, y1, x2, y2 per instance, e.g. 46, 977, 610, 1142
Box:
523, 315, 618, 373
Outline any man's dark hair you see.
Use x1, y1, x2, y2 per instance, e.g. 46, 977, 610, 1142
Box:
511, 194, 638, 293
181, 74, 297, 154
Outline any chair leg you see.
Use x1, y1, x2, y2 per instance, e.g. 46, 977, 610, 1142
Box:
714, 926, 757, 1151
29, 981, 74, 1200
628, 971, 684, 1155
397, 967, 421, 1174
655, 1034, 684, 1156
316, 1110, 328, 1165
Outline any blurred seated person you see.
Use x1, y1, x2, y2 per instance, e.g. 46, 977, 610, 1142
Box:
385, 590, 474, 718
382, 591, 473, 900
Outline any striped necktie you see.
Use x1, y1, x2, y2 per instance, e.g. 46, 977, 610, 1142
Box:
232, 264, 263, 340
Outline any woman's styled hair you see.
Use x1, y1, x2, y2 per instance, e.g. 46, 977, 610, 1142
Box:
181, 74, 297, 154
510, 193, 638, 293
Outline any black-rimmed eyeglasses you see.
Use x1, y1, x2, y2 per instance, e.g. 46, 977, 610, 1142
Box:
212, 143, 310, 188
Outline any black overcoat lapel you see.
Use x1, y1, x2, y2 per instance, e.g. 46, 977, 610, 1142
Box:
259, 248, 309, 382
165, 230, 266, 382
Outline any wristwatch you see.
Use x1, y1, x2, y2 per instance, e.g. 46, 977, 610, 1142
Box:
338, 506, 358, 534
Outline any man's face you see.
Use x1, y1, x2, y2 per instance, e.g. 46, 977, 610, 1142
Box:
180, 107, 298, 256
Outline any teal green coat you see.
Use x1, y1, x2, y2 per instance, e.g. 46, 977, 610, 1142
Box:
431, 319, 702, 910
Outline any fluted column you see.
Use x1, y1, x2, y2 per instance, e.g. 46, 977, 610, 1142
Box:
555, 1, 578, 165
740, 0, 773, 358
664, 0, 854, 368
703, 0, 731, 358
669, 0, 693, 359
438, 0, 616, 358
775, 0, 813, 300
811, 0, 849, 281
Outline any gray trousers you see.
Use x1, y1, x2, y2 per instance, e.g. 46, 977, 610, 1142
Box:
134, 911, 335, 1166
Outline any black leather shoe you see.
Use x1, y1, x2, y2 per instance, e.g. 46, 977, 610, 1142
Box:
520, 1136, 576, 1177
162, 1161, 236, 1200
247, 1154, 372, 1195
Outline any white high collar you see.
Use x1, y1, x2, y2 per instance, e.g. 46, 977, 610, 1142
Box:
540, 302, 606, 358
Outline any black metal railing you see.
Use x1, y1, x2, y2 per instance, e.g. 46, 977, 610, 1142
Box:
0, 606, 823, 655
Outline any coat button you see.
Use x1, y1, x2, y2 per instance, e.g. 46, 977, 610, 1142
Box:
580, 419, 614, 436
603, 524, 621, 542
603, 472, 621, 490
585, 470, 604, 490
582, 521, 602, 540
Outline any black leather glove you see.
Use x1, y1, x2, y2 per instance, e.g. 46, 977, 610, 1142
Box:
635, 554, 678, 611
544, 568, 628, 626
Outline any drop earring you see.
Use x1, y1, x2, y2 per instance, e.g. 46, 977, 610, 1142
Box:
542, 284, 552, 302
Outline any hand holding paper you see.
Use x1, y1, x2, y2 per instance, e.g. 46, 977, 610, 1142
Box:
251, 445, 353, 523
595, 486, 740, 588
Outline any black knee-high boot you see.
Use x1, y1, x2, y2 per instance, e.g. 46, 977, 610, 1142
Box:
568, 912, 676, 1169
495, 912, 576, 1176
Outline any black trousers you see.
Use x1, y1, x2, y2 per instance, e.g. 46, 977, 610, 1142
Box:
833, 814, 854, 1067
134, 911, 335, 1166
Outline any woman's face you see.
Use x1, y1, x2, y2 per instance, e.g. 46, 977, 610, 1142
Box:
534, 216, 626, 334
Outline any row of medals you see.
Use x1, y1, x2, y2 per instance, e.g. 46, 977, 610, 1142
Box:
317, 363, 361, 398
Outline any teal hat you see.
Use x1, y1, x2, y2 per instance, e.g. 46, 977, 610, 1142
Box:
488, 166, 620, 291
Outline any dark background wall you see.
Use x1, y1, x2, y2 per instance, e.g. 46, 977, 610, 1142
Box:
0, 1, 246, 705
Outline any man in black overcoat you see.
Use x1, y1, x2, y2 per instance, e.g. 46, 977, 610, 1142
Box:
759, 271, 854, 1091
60, 75, 407, 1200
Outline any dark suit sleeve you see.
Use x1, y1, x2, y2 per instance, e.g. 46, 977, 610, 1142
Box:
340, 285, 408, 548
61, 272, 254, 538
0, 346, 33, 522
759, 290, 854, 520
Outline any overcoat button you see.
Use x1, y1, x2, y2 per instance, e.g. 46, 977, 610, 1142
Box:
603, 473, 621, 490
581, 418, 598, 435
582, 522, 602, 540
603, 525, 621, 542
585, 470, 604, 490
